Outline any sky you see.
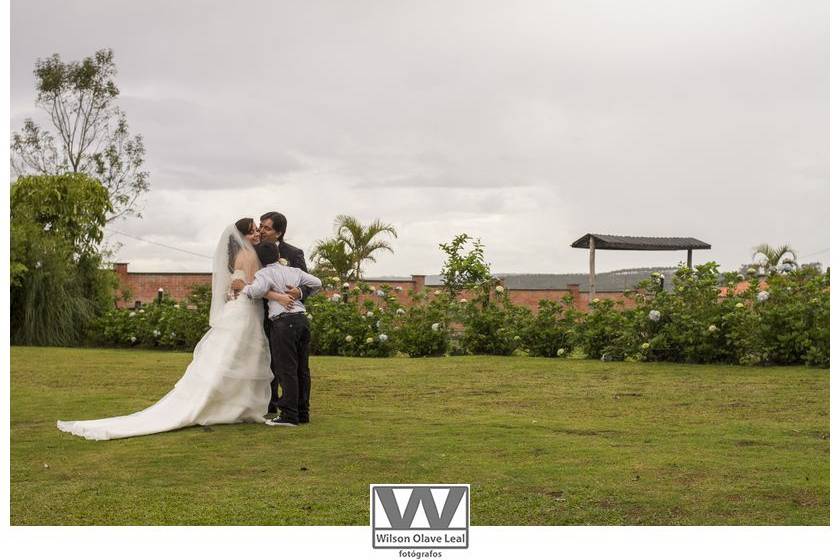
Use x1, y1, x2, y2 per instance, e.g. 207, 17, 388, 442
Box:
10, 0, 829, 276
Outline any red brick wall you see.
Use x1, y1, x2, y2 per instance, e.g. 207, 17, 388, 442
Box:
114, 263, 211, 308
112, 263, 637, 311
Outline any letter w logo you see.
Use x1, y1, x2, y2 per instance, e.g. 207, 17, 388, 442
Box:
375, 487, 466, 529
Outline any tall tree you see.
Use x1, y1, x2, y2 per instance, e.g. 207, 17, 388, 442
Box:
334, 215, 398, 280
11, 174, 116, 345
752, 243, 798, 272
10, 48, 149, 221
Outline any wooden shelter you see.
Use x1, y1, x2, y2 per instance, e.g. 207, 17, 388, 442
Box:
571, 234, 711, 298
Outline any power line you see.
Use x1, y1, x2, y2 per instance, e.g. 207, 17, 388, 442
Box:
106, 228, 213, 259
799, 247, 830, 259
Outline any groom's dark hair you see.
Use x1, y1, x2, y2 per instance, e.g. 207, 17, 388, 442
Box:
255, 241, 280, 267
260, 211, 287, 239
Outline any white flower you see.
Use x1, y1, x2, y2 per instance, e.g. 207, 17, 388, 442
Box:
431, 323, 440, 331
735, 302, 745, 309
395, 286, 403, 292
170, 332, 176, 337
459, 298, 468, 304
708, 324, 718, 333
366, 311, 374, 318
365, 337, 374, 344
342, 282, 350, 289
139, 309, 145, 314
396, 308, 406, 315
434, 290, 441, 296
307, 314, 313, 320
747, 267, 757, 275
737, 274, 745, 281
130, 336, 137, 343
330, 294, 342, 303
173, 304, 180, 308
641, 342, 650, 350
278, 258, 289, 266
757, 291, 769, 303
376, 320, 381, 328
592, 298, 600, 304
376, 289, 385, 297
378, 334, 388, 342
495, 285, 505, 293
331, 276, 340, 283
345, 335, 353, 342
34, 261, 42, 269
129, 311, 136, 318
153, 330, 161, 337
648, 310, 661, 322
513, 335, 521, 341
556, 348, 566, 356
43, 223, 52, 231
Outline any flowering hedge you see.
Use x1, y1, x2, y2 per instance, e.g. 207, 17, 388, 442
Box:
88, 266, 829, 367
583, 264, 830, 367
89, 286, 211, 350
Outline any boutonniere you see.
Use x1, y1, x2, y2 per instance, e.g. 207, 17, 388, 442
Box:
278, 258, 289, 266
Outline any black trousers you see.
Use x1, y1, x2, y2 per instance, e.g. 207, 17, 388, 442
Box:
267, 313, 311, 423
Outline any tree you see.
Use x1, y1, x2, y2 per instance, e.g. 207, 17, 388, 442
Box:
752, 243, 798, 273
334, 215, 398, 279
310, 238, 356, 282
10, 48, 149, 221
11, 174, 116, 346
439, 234, 492, 298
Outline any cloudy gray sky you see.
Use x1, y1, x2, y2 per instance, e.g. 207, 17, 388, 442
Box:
11, 0, 829, 276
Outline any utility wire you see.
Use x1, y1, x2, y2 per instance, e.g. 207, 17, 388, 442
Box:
106, 228, 213, 259
799, 247, 830, 259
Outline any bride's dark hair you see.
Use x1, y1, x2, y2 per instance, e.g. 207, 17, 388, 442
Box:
228, 218, 255, 272
235, 217, 254, 236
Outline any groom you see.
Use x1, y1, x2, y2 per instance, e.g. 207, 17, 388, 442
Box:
258, 211, 312, 414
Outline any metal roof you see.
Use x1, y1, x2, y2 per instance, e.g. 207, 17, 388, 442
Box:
571, 233, 711, 251
423, 268, 678, 292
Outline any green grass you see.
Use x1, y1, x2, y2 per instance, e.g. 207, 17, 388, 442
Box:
11, 346, 829, 525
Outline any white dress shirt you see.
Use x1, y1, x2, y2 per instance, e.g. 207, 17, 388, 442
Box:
241, 263, 322, 318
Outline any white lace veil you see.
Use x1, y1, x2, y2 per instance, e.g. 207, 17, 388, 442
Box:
209, 223, 257, 326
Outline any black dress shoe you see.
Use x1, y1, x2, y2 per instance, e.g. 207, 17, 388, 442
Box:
267, 404, 278, 414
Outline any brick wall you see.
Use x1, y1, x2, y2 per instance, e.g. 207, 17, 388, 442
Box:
114, 263, 212, 308
112, 263, 636, 310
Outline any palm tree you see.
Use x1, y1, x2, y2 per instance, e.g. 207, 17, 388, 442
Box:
309, 238, 355, 283
334, 215, 398, 280
752, 243, 798, 273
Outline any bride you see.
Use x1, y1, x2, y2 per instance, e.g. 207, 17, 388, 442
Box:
57, 218, 288, 440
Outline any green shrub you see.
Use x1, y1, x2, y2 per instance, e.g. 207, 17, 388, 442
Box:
392, 290, 452, 357
519, 297, 578, 358
309, 283, 399, 357
460, 286, 532, 356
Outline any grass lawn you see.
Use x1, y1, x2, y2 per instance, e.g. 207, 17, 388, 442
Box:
10, 346, 829, 525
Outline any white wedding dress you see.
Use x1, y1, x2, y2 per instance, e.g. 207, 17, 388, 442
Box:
57, 225, 272, 441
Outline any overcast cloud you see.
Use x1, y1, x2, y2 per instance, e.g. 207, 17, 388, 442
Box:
11, 0, 829, 276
